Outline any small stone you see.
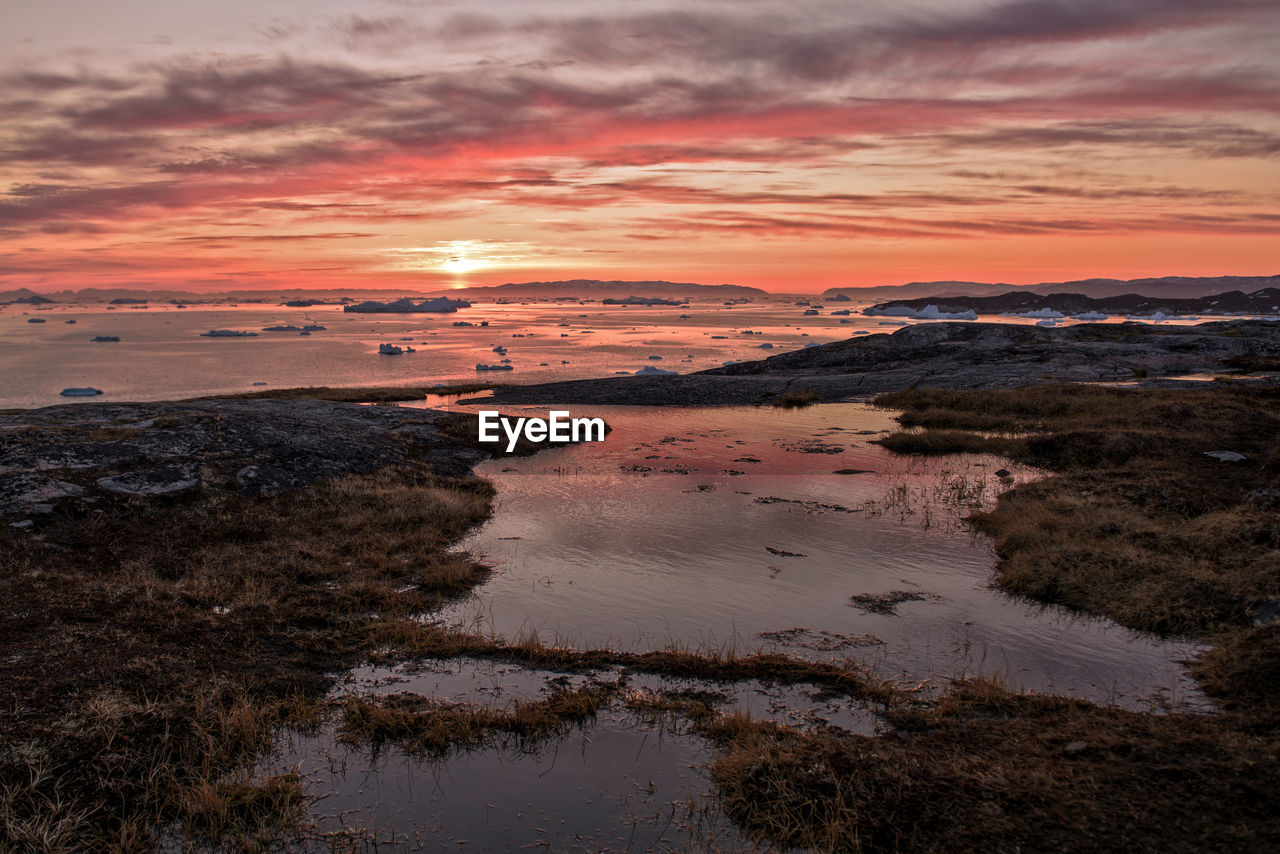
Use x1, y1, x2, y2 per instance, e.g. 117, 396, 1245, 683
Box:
1255, 599, 1280, 627
1064, 741, 1088, 755
97, 465, 201, 497
9, 520, 34, 530
994, 468, 1012, 478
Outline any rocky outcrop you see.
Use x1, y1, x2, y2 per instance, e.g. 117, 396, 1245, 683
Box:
865, 288, 1280, 318
343, 297, 471, 313
0, 399, 487, 518
482, 320, 1280, 406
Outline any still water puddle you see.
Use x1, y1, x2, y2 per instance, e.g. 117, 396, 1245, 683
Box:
272, 707, 753, 851
442, 402, 1205, 709
278, 401, 1208, 848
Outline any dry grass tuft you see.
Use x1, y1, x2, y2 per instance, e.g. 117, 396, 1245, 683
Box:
770, 390, 821, 409
0, 463, 493, 849
337, 686, 612, 756
704, 678, 1280, 853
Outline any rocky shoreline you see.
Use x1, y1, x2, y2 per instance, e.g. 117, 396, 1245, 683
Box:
481, 319, 1280, 406
0, 399, 486, 519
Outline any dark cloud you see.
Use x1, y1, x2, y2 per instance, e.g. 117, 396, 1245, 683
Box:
876, 0, 1278, 46
0, 0, 1275, 247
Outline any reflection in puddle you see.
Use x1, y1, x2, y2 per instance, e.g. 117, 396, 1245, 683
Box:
444, 402, 1206, 710
279, 401, 1211, 848
273, 709, 751, 851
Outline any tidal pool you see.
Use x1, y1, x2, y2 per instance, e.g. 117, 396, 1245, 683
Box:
277, 400, 1209, 849
441, 402, 1206, 709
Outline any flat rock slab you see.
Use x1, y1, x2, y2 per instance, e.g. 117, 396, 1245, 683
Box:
97, 465, 201, 497
0, 398, 488, 516
484, 320, 1280, 406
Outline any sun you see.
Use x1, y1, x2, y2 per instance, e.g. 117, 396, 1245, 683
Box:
441, 256, 484, 274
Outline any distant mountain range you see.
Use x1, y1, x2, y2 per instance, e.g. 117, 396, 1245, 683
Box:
824, 274, 1280, 301
865, 288, 1280, 318
0, 280, 767, 304
450, 280, 767, 299
4, 275, 1276, 305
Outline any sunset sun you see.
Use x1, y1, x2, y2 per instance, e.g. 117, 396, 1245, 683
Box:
441, 256, 485, 274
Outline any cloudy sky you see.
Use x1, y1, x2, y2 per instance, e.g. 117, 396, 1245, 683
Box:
2, 0, 1278, 292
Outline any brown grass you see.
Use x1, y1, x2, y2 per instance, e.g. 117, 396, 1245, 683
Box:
359, 620, 898, 705
337, 685, 612, 756
874, 384, 1280, 683
705, 679, 1280, 853
770, 390, 821, 409
0, 464, 494, 849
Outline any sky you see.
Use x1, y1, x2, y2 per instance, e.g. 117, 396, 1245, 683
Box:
1, 0, 1278, 294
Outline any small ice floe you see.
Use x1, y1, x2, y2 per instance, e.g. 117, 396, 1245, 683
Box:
831, 309, 851, 316
27, 318, 46, 323
91, 336, 120, 342
865, 304, 976, 320
759, 342, 774, 349
201, 329, 257, 337
65, 319, 77, 324
475, 363, 513, 371
803, 309, 819, 316
1035, 318, 1059, 327
635, 365, 677, 375
1006, 308, 1065, 319
1071, 311, 1109, 321
648, 355, 663, 360
252, 382, 267, 386
60, 387, 103, 397
804, 342, 820, 347
1125, 311, 1192, 323
1203, 450, 1246, 462
378, 343, 403, 355
914, 305, 977, 320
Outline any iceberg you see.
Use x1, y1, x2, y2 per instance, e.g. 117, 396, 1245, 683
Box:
866, 304, 976, 320
1006, 308, 1064, 319
377, 343, 404, 355
1071, 311, 1109, 321
914, 305, 978, 320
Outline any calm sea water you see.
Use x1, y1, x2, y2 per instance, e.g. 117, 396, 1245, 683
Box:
0, 297, 1221, 409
